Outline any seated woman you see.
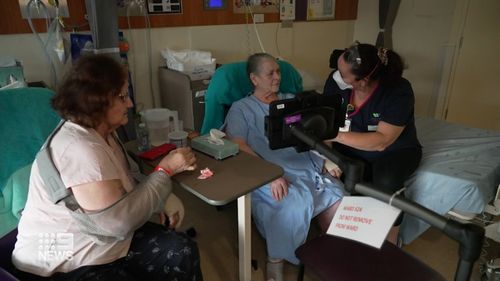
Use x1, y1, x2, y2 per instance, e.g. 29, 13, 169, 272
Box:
12, 54, 203, 281
224, 53, 344, 281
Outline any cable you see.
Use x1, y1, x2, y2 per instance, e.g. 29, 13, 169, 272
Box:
244, 3, 266, 53
125, 0, 154, 108
271, 1, 282, 58
144, 8, 156, 108
274, 20, 281, 59
26, 0, 58, 89
126, 2, 138, 107
244, 4, 253, 55
474, 211, 497, 278
473, 216, 496, 225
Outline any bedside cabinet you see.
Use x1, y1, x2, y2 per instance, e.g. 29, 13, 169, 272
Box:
158, 67, 208, 132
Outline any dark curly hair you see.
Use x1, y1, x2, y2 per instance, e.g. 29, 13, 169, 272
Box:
51, 54, 128, 128
343, 42, 405, 86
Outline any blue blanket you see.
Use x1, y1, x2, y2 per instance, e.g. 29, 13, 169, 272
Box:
401, 117, 500, 243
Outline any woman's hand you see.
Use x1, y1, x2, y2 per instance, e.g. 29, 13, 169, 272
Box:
158, 147, 196, 175
159, 211, 180, 229
270, 177, 289, 201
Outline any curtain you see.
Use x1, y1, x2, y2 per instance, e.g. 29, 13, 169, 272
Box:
376, 0, 401, 48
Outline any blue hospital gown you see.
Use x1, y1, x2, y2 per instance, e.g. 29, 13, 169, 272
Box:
224, 94, 344, 264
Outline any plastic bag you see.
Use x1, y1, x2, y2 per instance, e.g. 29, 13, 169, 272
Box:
161, 48, 216, 80
46, 16, 69, 64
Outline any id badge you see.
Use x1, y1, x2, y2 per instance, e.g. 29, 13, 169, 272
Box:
339, 119, 351, 132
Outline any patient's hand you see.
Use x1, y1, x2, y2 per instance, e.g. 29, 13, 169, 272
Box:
270, 177, 289, 201
324, 159, 343, 178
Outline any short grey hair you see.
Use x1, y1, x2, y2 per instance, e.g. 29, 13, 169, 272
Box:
246, 53, 277, 78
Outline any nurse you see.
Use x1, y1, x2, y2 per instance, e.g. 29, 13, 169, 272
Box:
324, 42, 422, 243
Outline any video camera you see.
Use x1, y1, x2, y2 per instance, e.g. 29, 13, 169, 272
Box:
265, 91, 365, 193
265, 91, 345, 152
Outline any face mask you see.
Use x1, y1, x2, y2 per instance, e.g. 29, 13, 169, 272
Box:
332, 70, 353, 90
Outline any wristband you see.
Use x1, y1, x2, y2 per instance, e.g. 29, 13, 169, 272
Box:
153, 166, 173, 176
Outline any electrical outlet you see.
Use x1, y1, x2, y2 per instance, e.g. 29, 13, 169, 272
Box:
281, 20, 293, 28
253, 14, 264, 23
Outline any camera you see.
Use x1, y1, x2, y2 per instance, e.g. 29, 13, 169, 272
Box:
265, 90, 345, 152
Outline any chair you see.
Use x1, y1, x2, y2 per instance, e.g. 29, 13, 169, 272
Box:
322, 49, 345, 97
200, 60, 303, 134
0, 87, 61, 280
295, 182, 485, 281
0, 229, 18, 280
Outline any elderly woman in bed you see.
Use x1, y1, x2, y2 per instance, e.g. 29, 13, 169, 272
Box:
12, 54, 203, 281
224, 53, 345, 281
323, 42, 422, 243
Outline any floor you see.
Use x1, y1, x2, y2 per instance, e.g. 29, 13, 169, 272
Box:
174, 184, 493, 281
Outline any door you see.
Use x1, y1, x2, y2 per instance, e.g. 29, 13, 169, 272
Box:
444, 0, 500, 130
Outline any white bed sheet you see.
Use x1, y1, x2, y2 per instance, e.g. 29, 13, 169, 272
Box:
400, 117, 500, 244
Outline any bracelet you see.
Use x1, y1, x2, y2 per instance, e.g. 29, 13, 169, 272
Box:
153, 165, 173, 176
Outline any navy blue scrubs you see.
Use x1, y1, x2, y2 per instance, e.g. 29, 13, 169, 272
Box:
324, 72, 422, 195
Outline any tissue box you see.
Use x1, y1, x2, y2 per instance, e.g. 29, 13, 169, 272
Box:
191, 134, 239, 160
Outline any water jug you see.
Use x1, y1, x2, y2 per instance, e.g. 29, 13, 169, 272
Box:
142, 108, 179, 146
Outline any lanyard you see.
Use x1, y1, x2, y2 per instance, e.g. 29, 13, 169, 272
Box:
347, 84, 379, 118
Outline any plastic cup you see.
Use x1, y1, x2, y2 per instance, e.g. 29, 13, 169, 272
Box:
168, 131, 188, 148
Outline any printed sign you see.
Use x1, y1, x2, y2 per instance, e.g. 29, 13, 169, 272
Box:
327, 196, 401, 248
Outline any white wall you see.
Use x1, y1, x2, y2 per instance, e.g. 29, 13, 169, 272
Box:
353, 0, 457, 117
0, 20, 354, 108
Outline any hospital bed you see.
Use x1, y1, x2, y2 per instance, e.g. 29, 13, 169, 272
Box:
401, 117, 500, 244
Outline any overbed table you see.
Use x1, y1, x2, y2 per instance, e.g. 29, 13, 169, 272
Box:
125, 141, 283, 281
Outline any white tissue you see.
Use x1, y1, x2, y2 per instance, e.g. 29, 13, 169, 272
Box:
208, 129, 225, 145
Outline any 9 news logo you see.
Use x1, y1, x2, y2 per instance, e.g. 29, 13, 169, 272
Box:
37, 233, 74, 261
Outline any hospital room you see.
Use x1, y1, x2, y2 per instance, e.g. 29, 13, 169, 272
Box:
1, 0, 499, 280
